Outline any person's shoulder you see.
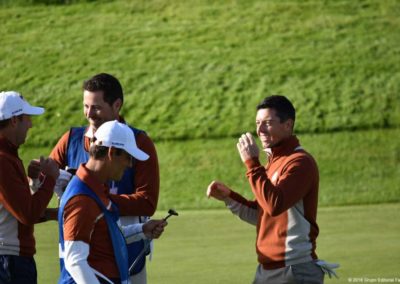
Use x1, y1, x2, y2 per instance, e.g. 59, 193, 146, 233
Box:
127, 125, 154, 142
126, 124, 146, 135
0, 151, 18, 165
288, 149, 317, 166
65, 194, 98, 208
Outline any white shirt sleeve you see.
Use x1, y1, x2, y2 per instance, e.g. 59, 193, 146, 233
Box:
121, 222, 147, 243
225, 198, 258, 226
64, 240, 101, 284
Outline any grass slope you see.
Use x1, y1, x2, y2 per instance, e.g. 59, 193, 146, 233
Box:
35, 203, 400, 283
1, 0, 400, 147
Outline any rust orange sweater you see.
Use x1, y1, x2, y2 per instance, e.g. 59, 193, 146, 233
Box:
229, 135, 319, 269
0, 136, 55, 256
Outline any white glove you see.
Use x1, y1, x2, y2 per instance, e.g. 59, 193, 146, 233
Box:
29, 178, 42, 194
316, 260, 340, 278
54, 169, 72, 199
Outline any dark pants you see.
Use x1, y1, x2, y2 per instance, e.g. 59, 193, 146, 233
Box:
253, 261, 324, 284
0, 255, 37, 284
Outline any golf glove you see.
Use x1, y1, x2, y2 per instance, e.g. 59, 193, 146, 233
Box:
53, 169, 72, 199
316, 260, 340, 278
29, 178, 42, 194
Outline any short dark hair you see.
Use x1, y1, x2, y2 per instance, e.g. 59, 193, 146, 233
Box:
82, 73, 124, 107
257, 95, 296, 123
89, 144, 124, 159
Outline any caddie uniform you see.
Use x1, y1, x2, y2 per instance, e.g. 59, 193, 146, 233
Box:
50, 117, 159, 282
58, 164, 149, 284
0, 136, 56, 283
224, 135, 324, 284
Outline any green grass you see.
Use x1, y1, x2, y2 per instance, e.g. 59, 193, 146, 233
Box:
35, 203, 400, 283
1, 0, 400, 147
19, 128, 400, 210
2, 1, 399, 281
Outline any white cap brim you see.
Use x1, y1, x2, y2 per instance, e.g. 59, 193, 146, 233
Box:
125, 145, 149, 161
22, 101, 44, 116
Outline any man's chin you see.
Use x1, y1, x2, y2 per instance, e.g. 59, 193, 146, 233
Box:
262, 142, 271, 149
89, 121, 102, 131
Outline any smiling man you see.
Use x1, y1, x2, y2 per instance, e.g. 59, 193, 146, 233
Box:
49, 73, 159, 283
207, 95, 326, 284
57, 120, 166, 284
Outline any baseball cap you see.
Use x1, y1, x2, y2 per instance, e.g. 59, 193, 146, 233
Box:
94, 120, 149, 161
0, 91, 44, 121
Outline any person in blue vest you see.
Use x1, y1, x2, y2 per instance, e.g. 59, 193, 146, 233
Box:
58, 120, 167, 284
49, 73, 159, 283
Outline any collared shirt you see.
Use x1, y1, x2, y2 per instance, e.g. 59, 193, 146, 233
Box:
0, 136, 55, 256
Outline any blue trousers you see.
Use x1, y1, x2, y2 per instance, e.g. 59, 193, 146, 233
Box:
0, 255, 37, 284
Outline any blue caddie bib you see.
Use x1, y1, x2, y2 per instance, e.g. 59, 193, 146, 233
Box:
58, 176, 129, 284
66, 126, 147, 275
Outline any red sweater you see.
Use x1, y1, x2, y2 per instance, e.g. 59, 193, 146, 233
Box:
0, 136, 55, 256
230, 135, 319, 269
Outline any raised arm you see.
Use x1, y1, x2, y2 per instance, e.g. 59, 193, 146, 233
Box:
207, 181, 258, 225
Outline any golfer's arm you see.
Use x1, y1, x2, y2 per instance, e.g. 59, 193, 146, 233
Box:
49, 131, 70, 168
121, 223, 147, 243
245, 156, 313, 216
0, 160, 55, 224
64, 241, 100, 284
225, 191, 258, 226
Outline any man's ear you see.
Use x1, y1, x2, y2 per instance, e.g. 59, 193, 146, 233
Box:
284, 119, 294, 132
10, 116, 18, 127
108, 147, 116, 160
113, 98, 122, 113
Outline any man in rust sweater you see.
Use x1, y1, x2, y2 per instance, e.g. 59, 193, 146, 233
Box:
0, 91, 59, 283
58, 120, 166, 284
49, 73, 159, 283
207, 95, 325, 283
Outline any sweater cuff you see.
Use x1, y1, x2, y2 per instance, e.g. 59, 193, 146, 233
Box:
244, 157, 262, 170
40, 173, 56, 191
228, 190, 247, 204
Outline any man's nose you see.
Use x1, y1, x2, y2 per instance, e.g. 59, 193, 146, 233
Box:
86, 107, 95, 118
257, 124, 267, 136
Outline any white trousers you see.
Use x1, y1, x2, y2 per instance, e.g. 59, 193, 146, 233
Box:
129, 264, 147, 284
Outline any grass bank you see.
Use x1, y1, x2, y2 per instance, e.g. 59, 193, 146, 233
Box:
34, 203, 400, 283
1, 0, 399, 146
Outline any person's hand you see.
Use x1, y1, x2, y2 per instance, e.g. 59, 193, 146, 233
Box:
27, 159, 41, 179
54, 169, 73, 199
143, 220, 167, 239
236, 132, 259, 162
40, 157, 60, 181
206, 181, 231, 201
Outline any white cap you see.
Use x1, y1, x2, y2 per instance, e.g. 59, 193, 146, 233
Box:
94, 120, 149, 161
0, 91, 44, 121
